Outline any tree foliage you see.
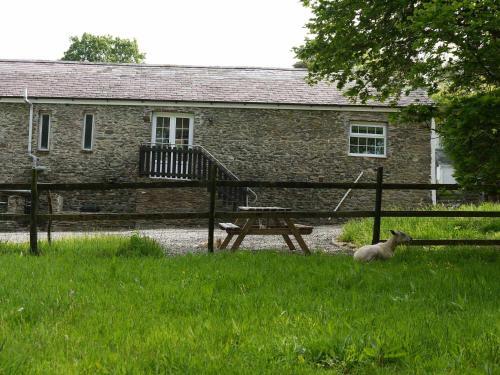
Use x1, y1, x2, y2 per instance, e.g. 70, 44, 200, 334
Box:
437, 90, 499, 198
295, 0, 499, 102
296, 0, 499, 196
62, 33, 146, 63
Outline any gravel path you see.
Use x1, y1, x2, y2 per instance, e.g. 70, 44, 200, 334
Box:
0, 225, 351, 255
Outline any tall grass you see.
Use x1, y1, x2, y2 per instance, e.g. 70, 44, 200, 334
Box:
340, 202, 500, 246
0, 234, 498, 373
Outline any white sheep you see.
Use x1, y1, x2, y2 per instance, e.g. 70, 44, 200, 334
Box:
353, 230, 412, 262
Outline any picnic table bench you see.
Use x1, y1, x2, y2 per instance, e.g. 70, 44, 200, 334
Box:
218, 206, 313, 254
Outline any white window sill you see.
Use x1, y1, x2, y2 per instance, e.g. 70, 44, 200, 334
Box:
348, 153, 387, 159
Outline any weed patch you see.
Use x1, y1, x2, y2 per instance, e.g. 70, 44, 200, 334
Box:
116, 233, 164, 258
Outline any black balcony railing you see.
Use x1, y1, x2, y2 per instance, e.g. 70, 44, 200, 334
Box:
139, 144, 256, 208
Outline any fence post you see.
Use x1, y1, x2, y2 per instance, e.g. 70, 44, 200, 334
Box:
29, 168, 40, 255
372, 166, 384, 245
47, 190, 53, 244
208, 164, 217, 253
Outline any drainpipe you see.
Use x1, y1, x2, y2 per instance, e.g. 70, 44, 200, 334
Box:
23, 89, 39, 168
430, 117, 437, 205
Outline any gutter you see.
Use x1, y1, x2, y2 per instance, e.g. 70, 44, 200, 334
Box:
1, 97, 404, 113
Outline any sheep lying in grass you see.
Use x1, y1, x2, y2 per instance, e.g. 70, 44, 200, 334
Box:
353, 230, 412, 262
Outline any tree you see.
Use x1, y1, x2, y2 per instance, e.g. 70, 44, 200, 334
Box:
437, 90, 499, 200
293, 61, 308, 68
62, 33, 146, 63
295, 0, 499, 103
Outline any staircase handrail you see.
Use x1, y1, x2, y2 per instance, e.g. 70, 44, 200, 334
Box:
194, 145, 258, 205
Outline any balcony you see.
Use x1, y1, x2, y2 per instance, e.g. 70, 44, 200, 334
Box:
139, 144, 255, 208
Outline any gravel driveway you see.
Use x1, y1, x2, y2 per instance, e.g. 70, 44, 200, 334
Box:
0, 225, 349, 255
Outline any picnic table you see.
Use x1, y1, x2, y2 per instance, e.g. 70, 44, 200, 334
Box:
218, 206, 313, 254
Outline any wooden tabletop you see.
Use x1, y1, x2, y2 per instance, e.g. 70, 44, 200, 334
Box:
237, 206, 291, 212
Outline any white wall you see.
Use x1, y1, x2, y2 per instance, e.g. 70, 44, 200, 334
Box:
437, 164, 457, 184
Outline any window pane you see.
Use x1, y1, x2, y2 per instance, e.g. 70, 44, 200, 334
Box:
40, 114, 50, 150
367, 138, 376, 146
175, 117, 190, 146
351, 125, 359, 133
155, 117, 170, 145
375, 127, 383, 134
367, 127, 375, 134
375, 138, 384, 146
358, 126, 367, 134
350, 145, 357, 153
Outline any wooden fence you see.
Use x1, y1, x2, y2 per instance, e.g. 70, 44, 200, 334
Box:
0, 166, 498, 255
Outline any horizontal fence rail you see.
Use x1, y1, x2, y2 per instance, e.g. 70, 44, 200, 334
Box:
216, 181, 468, 190
2, 210, 499, 222
0, 180, 209, 191
1, 166, 499, 254
407, 240, 500, 246
0, 181, 497, 192
0, 212, 210, 221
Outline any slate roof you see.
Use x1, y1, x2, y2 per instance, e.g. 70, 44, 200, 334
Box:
0, 59, 430, 107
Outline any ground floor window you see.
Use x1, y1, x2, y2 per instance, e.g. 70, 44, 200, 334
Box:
349, 123, 386, 157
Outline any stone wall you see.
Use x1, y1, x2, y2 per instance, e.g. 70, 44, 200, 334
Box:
0, 102, 431, 230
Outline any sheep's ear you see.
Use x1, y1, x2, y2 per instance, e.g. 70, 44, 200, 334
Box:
390, 229, 396, 235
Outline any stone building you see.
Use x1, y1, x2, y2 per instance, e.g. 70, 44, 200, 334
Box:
0, 59, 432, 230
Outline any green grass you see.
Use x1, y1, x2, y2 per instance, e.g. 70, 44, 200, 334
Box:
0, 232, 499, 373
340, 202, 500, 246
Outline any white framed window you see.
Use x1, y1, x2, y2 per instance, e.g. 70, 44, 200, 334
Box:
82, 114, 95, 151
349, 123, 387, 157
151, 113, 194, 146
38, 113, 51, 151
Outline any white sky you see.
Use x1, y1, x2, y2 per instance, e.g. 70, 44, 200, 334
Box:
0, 0, 311, 68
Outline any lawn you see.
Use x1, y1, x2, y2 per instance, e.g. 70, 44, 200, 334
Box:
0, 208, 499, 374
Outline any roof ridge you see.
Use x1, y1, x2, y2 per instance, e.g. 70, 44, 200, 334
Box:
0, 58, 306, 72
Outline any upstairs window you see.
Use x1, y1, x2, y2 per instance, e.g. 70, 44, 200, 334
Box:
38, 114, 51, 151
152, 113, 193, 146
349, 124, 386, 157
82, 114, 94, 151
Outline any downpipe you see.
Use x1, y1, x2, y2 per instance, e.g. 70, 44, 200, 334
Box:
23, 89, 39, 168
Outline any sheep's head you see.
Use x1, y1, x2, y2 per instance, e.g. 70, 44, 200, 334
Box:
390, 230, 412, 244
